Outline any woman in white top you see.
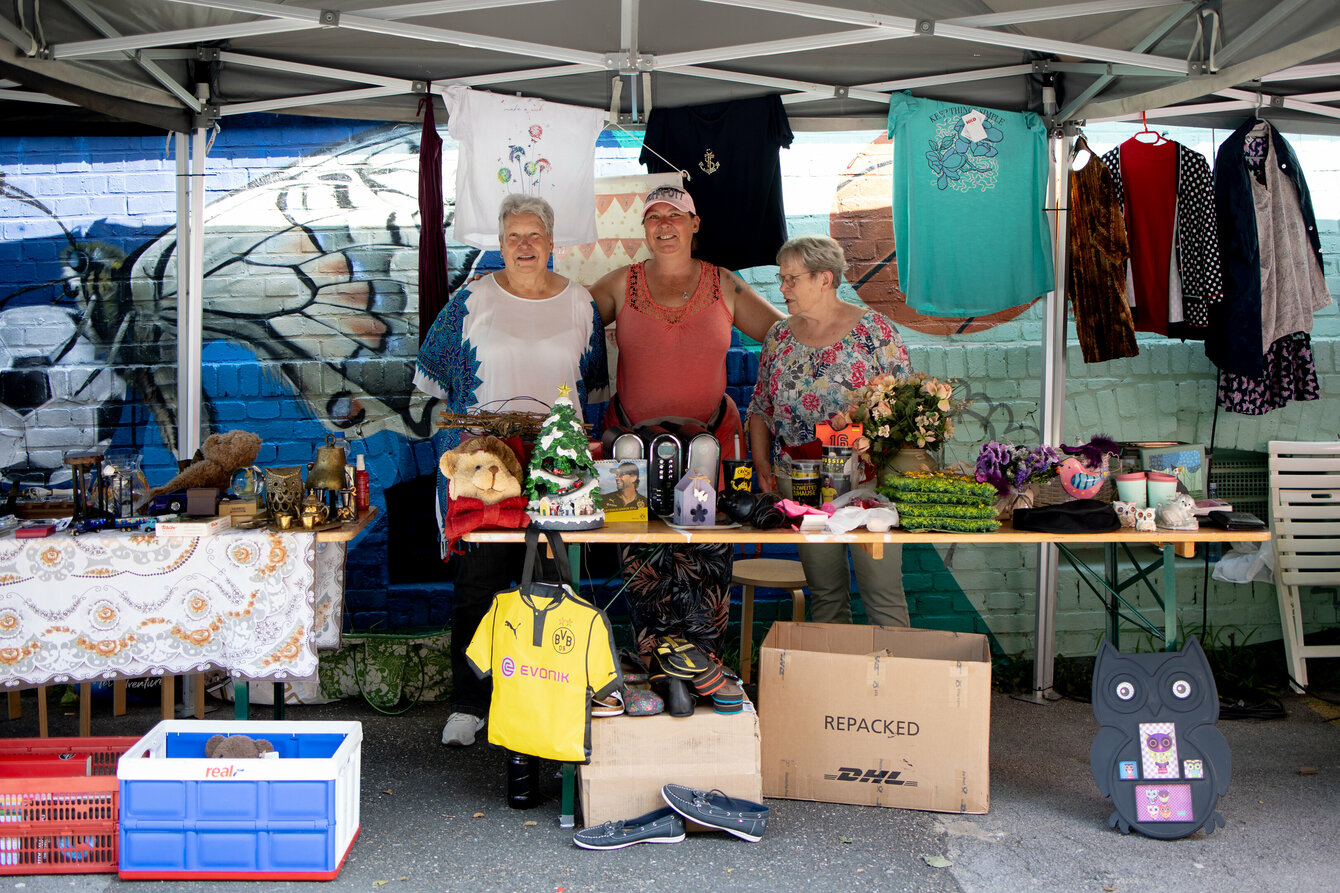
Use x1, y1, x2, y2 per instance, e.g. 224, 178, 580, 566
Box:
414, 194, 608, 747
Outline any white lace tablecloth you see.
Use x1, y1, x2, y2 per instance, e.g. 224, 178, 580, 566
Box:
0, 528, 336, 687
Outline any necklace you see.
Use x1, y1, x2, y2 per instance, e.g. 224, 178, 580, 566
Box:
650, 260, 698, 306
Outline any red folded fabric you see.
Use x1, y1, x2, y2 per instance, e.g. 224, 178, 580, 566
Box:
782, 439, 823, 461
441, 494, 530, 558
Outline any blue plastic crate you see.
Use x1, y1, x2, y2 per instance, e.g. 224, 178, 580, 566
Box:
116, 721, 361, 881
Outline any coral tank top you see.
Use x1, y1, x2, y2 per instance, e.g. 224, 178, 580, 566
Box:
614, 261, 733, 425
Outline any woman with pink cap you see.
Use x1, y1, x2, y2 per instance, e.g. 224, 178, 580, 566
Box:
589, 185, 781, 671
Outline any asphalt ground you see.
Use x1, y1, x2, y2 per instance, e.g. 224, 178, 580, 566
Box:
3, 683, 1339, 893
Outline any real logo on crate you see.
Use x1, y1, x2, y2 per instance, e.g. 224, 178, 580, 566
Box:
203, 764, 246, 778
824, 715, 921, 736
824, 766, 918, 787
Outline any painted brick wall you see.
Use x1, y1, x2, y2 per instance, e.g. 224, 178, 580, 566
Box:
0, 115, 1336, 656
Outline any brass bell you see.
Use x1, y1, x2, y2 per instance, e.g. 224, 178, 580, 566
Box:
306, 435, 348, 492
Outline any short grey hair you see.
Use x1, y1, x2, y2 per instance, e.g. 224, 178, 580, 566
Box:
497, 194, 555, 241
777, 235, 848, 288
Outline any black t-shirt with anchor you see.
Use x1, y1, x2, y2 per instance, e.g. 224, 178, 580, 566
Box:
641, 94, 794, 271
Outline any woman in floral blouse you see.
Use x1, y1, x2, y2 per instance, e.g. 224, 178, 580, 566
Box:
747, 235, 913, 627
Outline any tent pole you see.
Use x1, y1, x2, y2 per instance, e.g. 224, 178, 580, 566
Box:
1024, 132, 1072, 704
176, 85, 208, 462
173, 131, 192, 462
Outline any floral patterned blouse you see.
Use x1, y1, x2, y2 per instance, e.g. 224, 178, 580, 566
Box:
748, 309, 911, 460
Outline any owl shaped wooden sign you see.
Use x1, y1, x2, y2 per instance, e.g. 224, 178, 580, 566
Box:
1089, 637, 1231, 840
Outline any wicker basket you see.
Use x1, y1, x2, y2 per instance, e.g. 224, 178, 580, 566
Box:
1034, 456, 1117, 507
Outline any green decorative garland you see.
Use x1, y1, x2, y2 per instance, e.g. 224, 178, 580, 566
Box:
879, 471, 997, 505
900, 516, 1002, 533
898, 502, 1000, 521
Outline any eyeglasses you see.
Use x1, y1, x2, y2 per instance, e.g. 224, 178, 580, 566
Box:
776, 271, 814, 288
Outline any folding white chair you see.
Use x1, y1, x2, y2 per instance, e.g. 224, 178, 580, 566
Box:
1268, 440, 1340, 692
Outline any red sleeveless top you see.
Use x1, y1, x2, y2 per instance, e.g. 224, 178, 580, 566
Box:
614, 260, 734, 428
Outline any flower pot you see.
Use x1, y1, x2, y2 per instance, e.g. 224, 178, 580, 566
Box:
882, 447, 938, 477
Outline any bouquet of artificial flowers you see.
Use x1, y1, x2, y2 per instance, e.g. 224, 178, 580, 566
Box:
843, 372, 966, 470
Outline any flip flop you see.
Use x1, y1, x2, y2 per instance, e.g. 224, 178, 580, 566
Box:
691, 664, 727, 697
654, 636, 713, 679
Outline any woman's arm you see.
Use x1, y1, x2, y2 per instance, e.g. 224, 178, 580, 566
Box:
587, 266, 629, 326
748, 412, 777, 493
720, 269, 783, 343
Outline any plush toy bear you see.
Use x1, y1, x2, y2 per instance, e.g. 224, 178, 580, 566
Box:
205, 733, 275, 759
439, 435, 530, 557
440, 435, 525, 504
150, 429, 263, 497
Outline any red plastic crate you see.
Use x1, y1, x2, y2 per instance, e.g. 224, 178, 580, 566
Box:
0, 737, 140, 875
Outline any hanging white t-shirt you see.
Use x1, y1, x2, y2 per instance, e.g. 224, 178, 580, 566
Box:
444, 85, 604, 250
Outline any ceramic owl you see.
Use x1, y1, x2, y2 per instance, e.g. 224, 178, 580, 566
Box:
1113, 500, 1137, 528
1134, 506, 1157, 532
1089, 637, 1230, 840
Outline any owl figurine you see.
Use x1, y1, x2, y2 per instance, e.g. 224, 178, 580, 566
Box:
1113, 500, 1137, 528
1134, 506, 1157, 532
1089, 637, 1231, 839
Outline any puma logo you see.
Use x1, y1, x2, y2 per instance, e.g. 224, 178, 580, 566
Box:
504, 620, 521, 639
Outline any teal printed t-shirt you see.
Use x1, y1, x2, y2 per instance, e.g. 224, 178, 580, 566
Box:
887, 92, 1054, 317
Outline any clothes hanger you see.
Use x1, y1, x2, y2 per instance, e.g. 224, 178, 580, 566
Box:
1070, 130, 1093, 171
1132, 111, 1168, 145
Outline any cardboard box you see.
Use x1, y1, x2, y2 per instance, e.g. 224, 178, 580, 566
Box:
758, 622, 991, 814
579, 699, 760, 827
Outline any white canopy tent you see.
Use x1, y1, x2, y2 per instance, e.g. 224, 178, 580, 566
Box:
3, 0, 1337, 698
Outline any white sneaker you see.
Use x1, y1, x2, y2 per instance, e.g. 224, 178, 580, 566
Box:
441, 712, 486, 747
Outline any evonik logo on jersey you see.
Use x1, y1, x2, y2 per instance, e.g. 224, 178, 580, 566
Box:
499, 655, 570, 684
823, 767, 918, 787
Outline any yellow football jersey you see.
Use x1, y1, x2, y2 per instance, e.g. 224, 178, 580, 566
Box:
466, 581, 621, 763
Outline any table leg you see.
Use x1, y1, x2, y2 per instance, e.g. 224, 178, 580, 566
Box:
740, 585, 755, 684
78, 683, 91, 737
273, 683, 286, 720
559, 763, 576, 829
37, 685, 48, 738
160, 675, 174, 720
7, 691, 19, 720
192, 674, 205, 719
856, 542, 884, 560
1163, 544, 1178, 650
1104, 543, 1120, 648
234, 680, 249, 720
113, 680, 127, 717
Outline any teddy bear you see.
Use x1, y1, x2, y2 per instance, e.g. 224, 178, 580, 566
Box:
150, 429, 262, 497
440, 435, 525, 504
438, 435, 530, 557
205, 733, 275, 759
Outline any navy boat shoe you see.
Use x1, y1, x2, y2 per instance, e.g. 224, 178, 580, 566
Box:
572, 806, 686, 850
661, 783, 769, 842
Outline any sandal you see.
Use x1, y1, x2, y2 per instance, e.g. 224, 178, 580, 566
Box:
653, 636, 713, 679
591, 689, 625, 718
690, 663, 727, 698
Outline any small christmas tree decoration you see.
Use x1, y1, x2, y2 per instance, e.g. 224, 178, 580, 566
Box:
525, 384, 604, 531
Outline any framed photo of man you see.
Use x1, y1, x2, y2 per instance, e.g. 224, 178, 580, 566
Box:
596, 459, 648, 521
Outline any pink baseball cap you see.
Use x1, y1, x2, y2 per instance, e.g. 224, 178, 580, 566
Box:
642, 184, 696, 217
